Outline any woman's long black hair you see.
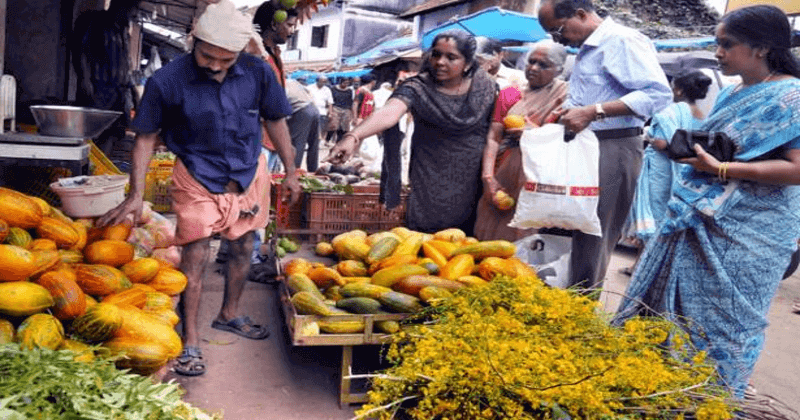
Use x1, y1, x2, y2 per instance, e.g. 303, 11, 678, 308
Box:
420, 30, 479, 78
721, 5, 800, 78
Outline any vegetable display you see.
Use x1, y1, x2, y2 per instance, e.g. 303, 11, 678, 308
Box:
283, 227, 527, 336
0, 187, 186, 377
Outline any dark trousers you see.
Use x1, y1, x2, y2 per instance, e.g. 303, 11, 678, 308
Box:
287, 103, 320, 172
569, 134, 643, 291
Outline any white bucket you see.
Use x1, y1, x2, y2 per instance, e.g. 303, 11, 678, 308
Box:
49, 175, 129, 218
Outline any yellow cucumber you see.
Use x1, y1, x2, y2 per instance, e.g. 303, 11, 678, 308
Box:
371, 264, 429, 288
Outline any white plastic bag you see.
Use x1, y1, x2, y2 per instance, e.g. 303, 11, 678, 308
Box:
359, 135, 383, 173
515, 233, 572, 289
509, 124, 602, 236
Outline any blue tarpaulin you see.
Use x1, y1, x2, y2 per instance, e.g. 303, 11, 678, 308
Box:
504, 36, 717, 55
341, 36, 419, 67
421, 6, 549, 50
289, 67, 374, 81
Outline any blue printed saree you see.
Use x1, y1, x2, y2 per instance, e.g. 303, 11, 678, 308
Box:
627, 102, 702, 243
614, 79, 800, 397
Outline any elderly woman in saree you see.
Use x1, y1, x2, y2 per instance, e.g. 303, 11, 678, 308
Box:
327, 30, 498, 235
614, 4, 800, 398
474, 40, 568, 241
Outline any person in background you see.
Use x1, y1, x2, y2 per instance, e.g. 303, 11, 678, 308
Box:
538, 0, 672, 292
614, 4, 800, 398
475, 40, 568, 241
327, 30, 498, 235
474, 36, 526, 89
98, 0, 301, 376
325, 78, 355, 145
307, 74, 333, 142
373, 81, 394, 110
285, 78, 320, 171
353, 74, 376, 126
252, 1, 299, 171
71, 0, 142, 158
623, 70, 712, 266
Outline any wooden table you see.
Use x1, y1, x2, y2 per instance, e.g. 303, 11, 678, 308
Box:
278, 283, 409, 407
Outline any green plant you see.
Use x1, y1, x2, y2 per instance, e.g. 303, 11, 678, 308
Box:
357, 275, 735, 419
0, 344, 220, 419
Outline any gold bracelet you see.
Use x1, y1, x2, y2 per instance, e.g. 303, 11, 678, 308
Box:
718, 162, 729, 182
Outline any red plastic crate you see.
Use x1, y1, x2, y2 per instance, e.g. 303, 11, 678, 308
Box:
306, 191, 407, 234
271, 181, 305, 230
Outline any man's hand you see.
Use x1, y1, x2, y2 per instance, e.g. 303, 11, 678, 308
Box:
97, 195, 143, 227
555, 105, 595, 133
281, 172, 302, 206
324, 134, 358, 165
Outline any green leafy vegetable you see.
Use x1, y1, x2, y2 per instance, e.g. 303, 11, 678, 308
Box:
0, 344, 221, 420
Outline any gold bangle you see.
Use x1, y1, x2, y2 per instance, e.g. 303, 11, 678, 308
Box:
718, 162, 729, 182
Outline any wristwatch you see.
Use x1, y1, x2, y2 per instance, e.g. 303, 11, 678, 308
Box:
595, 103, 607, 121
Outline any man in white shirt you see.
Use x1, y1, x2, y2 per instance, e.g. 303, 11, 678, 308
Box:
306, 74, 333, 141
475, 36, 526, 89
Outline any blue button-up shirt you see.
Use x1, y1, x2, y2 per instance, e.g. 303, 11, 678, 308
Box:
132, 53, 291, 194
566, 18, 672, 131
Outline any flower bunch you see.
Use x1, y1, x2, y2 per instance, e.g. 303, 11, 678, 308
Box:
357, 275, 734, 419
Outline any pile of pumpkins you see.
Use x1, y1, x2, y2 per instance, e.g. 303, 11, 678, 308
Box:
283, 227, 538, 335
0, 186, 186, 375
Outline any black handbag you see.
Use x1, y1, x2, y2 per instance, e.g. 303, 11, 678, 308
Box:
666, 129, 736, 162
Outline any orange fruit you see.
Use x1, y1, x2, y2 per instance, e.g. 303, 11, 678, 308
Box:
503, 114, 525, 129
493, 190, 515, 211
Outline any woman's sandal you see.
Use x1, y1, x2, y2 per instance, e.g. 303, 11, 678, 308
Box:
174, 346, 206, 376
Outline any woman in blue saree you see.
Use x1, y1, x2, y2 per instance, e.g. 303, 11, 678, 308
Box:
627, 70, 712, 244
614, 5, 800, 398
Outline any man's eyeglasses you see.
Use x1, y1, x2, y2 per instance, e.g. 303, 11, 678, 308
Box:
548, 24, 565, 40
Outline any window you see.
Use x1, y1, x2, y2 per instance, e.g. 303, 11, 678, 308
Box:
311, 25, 328, 48
287, 32, 298, 50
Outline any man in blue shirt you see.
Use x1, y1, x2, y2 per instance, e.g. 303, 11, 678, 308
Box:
538, 0, 672, 292
99, 0, 300, 376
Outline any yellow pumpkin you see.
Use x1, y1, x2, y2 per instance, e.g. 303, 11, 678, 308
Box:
84, 239, 135, 267
0, 187, 43, 229
36, 217, 80, 249
0, 244, 37, 281
120, 258, 160, 283
146, 268, 188, 296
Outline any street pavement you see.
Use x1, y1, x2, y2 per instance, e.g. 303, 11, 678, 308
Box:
164, 241, 800, 419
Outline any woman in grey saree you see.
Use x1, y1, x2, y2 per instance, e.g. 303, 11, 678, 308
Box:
614, 5, 800, 397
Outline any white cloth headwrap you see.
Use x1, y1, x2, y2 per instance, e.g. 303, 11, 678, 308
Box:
192, 0, 260, 53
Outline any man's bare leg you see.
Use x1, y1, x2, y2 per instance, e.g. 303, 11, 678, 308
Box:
179, 237, 211, 348
219, 232, 253, 321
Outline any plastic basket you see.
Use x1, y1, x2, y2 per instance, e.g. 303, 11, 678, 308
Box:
49, 175, 129, 218
306, 191, 407, 234
143, 159, 174, 213
271, 181, 305, 231
88, 140, 123, 176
